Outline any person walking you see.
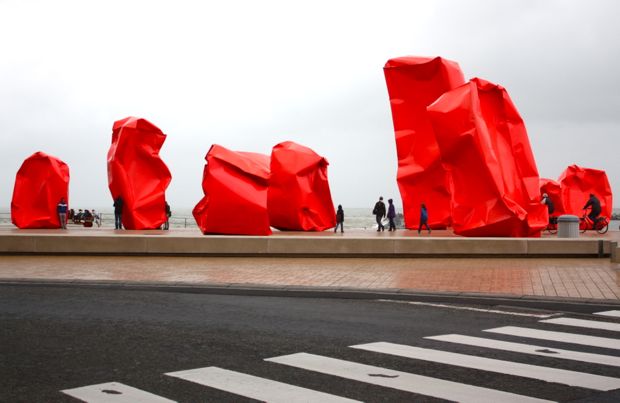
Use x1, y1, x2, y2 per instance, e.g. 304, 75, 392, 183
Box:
334, 205, 344, 233
164, 201, 171, 230
387, 199, 396, 231
373, 196, 386, 232
113, 196, 124, 230
418, 203, 431, 234
57, 197, 68, 229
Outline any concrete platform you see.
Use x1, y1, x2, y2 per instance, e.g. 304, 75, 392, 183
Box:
0, 227, 617, 258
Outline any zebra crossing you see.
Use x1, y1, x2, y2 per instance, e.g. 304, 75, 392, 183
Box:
61, 309, 620, 402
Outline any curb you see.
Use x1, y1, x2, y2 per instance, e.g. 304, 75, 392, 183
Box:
2, 278, 619, 313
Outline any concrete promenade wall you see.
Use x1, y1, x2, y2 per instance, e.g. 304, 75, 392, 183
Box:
0, 232, 615, 258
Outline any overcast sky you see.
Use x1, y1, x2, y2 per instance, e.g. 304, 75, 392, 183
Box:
1, 0, 618, 211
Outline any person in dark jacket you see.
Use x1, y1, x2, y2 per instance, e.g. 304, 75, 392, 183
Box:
335, 205, 344, 233
373, 196, 386, 232
541, 193, 555, 216
113, 196, 124, 230
583, 193, 602, 225
418, 203, 431, 234
387, 199, 396, 231
163, 201, 171, 230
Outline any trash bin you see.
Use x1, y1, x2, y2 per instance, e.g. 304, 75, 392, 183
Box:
557, 215, 580, 238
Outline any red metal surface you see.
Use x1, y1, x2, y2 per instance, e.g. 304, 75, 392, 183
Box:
107, 117, 171, 230
540, 178, 564, 217
384, 56, 465, 229
11, 151, 70, 229
193, 144, 271, 235
428, 78, 547, 237
268, 141, 335, 231
558, 165, 613, 217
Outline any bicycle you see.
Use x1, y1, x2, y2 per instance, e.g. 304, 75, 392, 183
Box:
545, 216, 558, 234
580, 209, 609, 234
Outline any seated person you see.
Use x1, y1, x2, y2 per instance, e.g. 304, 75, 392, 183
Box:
83, 209, 94, 227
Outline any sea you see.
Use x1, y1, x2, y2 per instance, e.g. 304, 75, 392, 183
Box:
1, 208, 619, 231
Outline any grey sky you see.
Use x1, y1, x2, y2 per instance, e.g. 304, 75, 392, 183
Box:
1, 0, 619, 211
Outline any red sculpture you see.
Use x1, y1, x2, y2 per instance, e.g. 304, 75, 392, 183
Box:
268, 141, 335, 231
539, 178, 564, 217
193, 144, 271, 235
11, 151, 70, 229
384, 56, 465, 229
107, 117, 171, 230
558, 165, 613, 218
428, 78, 547, 237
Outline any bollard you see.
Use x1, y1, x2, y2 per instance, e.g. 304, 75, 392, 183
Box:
557, 215, 580, 238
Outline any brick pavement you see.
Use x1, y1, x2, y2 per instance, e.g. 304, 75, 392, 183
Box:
0, 255, 618, 301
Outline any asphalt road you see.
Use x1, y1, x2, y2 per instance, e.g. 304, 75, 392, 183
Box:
1, 285, 620, 402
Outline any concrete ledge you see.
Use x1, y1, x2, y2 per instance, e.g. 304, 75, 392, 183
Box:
0, 233, 613, 258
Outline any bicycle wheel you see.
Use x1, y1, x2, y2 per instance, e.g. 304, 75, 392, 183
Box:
547, 226, 557, 235
597, 222, 609, 234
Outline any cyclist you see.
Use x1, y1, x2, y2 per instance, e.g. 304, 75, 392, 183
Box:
583, 193, 602, 227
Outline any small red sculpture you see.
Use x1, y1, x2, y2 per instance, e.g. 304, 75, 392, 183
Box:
107, 117, 171, 230
558, 165, 613, 218
11, 151, 70, 229
193, 144, 271, 235
428, 78, 547, 237
384, 56, 465, 229
268, 141, 335, 231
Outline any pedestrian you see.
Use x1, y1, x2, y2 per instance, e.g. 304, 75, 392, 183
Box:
373, 196, 386, 232
113, 196, 124, 230
418, 203, 431, 234
164, 201, 171, 230
387, 198, 396, 231
57, 197, 68, 229
335, 204, 344, 233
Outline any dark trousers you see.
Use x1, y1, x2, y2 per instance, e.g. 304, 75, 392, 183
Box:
376, 215, 384, 231
115, 213, 122, 229
418, 221, 431, 233
335, 222, 343, 232
388, 217, 396, 231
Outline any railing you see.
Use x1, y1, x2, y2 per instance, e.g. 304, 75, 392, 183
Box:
0, 212, 196, 229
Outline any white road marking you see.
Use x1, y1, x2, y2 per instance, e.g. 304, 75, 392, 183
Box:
165, 366, 359, 403
351, 342, 620, 391
484, 326, 620, 350
266, 352, 552, 403
377, 300, 559, 318
61, 382, 174, 403
425, 334, 620, 367
539, 318, 620, 332
595, 310, 620, 318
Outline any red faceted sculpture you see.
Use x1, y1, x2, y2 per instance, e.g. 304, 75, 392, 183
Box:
268, 141, 335, 231
107, 117, 171, 230
558, 165, 613, 218
193, 144, 271, 235
540, 178, 564, 217
384, 56, 465, 229
428, 78, 547, 237
11, 151, 70, 229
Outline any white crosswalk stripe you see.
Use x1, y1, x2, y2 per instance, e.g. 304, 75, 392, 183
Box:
425, 333, 620, 367
351, 341, 620, 391
61, 382, 175, 403
540, 317, 620, 332
485, 326, 620, 350
266, 352, 553, 403
595, 310, 620, 318
165, 366, 360, 403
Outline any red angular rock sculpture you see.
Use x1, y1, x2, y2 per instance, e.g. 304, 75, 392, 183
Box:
193, 144, 271, 235
11, 151, 70, 229
558, 165, 613, 218
107, 117, 171, 230
427, 78, 547, 237
268, 141, 335, 231
384, 56, 465, 229
540, 178, 564, 217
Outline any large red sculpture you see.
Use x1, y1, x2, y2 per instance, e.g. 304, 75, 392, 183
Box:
268, 141, 335, 231
539, 178, 564, 217
11, 151, 69, 229
428, 78, 547, 237
107, 117, 171, 230
193, 144, 271, 235
558, 165, 613, 218
384, 56, 465, 229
